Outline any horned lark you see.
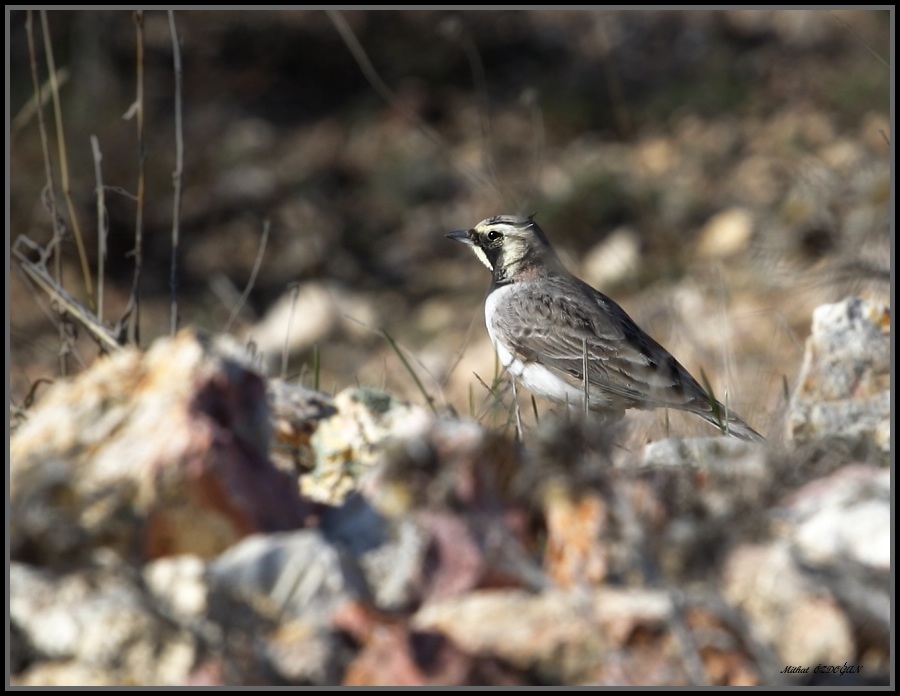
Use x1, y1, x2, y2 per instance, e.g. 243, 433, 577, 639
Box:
447, 215, 764, 442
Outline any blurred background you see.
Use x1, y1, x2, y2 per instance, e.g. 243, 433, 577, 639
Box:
9, 9, 891, 440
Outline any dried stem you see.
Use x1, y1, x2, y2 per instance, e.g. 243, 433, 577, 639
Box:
582, 337, 590, 417
39, 10, 95, 310
26, 11, 66, 375
168, 10, 184, 336
14, 238, 121, 354
126, 9, 146, 346
89, 135, 108, 325
11, 66, 69, 138
381, 327, 438, 415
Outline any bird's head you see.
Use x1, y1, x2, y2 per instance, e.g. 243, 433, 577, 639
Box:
447, 215, 558, 284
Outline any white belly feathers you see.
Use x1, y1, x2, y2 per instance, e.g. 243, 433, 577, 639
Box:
484, 284, 593, 407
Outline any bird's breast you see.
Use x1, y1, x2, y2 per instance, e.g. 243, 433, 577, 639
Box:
484, 284, 517, 362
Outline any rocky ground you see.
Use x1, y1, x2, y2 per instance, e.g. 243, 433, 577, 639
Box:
8, 9, 892, 686
9, 297, 891, 685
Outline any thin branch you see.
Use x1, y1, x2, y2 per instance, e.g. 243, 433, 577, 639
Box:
14, 238, 121, 354
224, 219, 271, 333
168, 10, 184, 336
25, 11, 66, 375
39, 10, 95, 310
14, 260, 67, 350
125, 9, 146, 346
89, 135, 108, 325
11, 66, 69, 138
103, 185, 139, 202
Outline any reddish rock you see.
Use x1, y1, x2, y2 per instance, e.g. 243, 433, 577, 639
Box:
10, 330, 313, 565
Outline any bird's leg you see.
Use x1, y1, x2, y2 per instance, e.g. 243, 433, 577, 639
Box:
511, 377, 523, 441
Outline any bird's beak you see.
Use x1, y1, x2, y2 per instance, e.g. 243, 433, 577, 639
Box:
446, 229, 474, 246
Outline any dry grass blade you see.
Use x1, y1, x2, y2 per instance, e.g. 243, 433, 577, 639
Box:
829, 10, 889, 68
381, 328, 437, 414
126, 9, 146, 346
25, 11, 66, 375
473, 369, 512, 424
10, 66, 69, 137
168, 10, 185, 336
89, 136, 108, 325
698, 367, 726, 435
281, 283, 301, 380
582, 336, 590, 416
39, 11, 94, 311
312, 344, 320, 392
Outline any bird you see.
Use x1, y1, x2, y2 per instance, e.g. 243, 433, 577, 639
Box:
447, 214, 764, 442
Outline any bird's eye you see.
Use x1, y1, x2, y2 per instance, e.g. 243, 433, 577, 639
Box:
486, 230, 502, 242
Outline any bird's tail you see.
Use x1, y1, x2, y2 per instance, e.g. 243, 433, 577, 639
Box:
700, 401, 765, 442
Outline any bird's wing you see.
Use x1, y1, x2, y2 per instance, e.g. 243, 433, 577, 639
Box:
491, 280, 709, 411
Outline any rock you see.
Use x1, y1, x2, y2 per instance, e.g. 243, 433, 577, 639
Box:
13, 661, 122, 687
580, 227, 641, 289
776, 463, 891, 662
722, 463, 891, 684
364, 416, 544, 599
722, 543, 855, 671
541, 484, 610, 589
322, 494, 429, 611
412, 588, 761, 685
695, 207, 755, 258
628, 435, 773, 581
262, 619, 347, 685
778, 464, 890, 571
640, 436, 766, 473
208, 530, 370, 624
244, 281, 379, 366
10, 617, 35, 675
788, 297, 890, 463
336, 602, 527, 686
10, 330, 313, 565
305, 387, 432, 504
363, 416, 522, 515
267, 378, 337, 475
143, 554, 210, 619
10, 562, 197, 686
